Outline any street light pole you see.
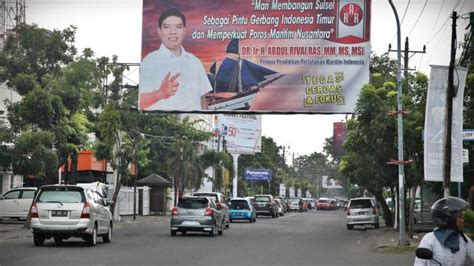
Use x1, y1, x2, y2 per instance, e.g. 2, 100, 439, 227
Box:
388, 0, 407, 246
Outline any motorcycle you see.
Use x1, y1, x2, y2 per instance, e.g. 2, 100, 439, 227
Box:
415, 248, 442, 265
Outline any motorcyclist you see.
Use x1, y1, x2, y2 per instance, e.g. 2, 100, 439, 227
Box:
414, 196, 474, 265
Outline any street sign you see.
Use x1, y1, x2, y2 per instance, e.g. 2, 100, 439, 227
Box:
464, 130, 474, 142
245, 169, 272, 181
463, 149, 469, 164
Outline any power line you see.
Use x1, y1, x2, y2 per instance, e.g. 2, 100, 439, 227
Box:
425, 0, 462, 45
426, 0, 446, 44
407, 0, 428, 37
390, 0, 411, 44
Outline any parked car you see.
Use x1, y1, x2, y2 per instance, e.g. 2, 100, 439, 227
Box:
229, 198, 256, 223
30, 184, 113, 246
316, 198, 332, 210
0, 187, 37, 220
289, 198, 303, 212
170, 197, 224, 236
275, 198, 285, 216
193, 192, 230, 228
346, 197, 379, 229
253, 195, 278, 218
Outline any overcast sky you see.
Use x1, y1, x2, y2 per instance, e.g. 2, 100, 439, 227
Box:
26, 0, 474, 161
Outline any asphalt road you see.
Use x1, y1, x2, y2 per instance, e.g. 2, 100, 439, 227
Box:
0, 210, 415, 266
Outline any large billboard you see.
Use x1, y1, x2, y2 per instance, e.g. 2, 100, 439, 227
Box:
139, 0, 371, 113
214, 114, 262, 154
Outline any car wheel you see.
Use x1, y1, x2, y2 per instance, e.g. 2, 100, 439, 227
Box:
170, 230, 177, 236
347, 224, 354, 230
229, 219, 233, 223
86, 225, 97, 246
53, 236, 62, 244
33, 233, 45, 246
209, 224, 216, 237
103, 223, 112, 243
218, 223, 224, 235
374, 223, 380, 229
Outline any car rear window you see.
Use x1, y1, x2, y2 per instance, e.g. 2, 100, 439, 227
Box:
230, 200, 249, 209
178, 198, 209, 209
319, 200, 328, 203
36, 187, 84, 203
255, 196, 271, 202
350, 200, 372, 209
291, 198, 300, 203
193, 193, 218, 202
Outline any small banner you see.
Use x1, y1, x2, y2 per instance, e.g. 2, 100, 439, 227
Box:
424, 65, 468, 182
245, 169, 272, 180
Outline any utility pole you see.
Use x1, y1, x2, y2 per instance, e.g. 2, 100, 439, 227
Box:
388, 0, 407, 246
444, 11, 458, 197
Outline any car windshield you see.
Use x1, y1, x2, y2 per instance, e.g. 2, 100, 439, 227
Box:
230, 200, 249, 209
255, 196, 270, 202
178, 198, 208, 209
350, 200, 372, 209
37, 190, 84, 203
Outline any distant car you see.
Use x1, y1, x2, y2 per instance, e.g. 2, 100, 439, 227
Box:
275, 198, 285, 216
316, 198, 332, 210
0, 187, 37, 220
253, 195, 278, 218
346, 197, 379, 229
289, 198, 302, 212
31, 184, 113, 246
229, 198, 256, 223
170, 197, 224, 236
193, 192, 230, 228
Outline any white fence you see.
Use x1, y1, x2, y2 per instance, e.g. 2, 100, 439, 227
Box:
118, 186, 150, 216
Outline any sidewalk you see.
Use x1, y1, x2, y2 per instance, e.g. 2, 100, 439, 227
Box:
0, 214, 171, 243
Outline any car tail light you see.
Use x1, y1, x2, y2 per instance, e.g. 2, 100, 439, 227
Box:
373, 207, 377, 215
171, 207, 178, 216
31, 202, 38, 218
81, 202, 90, 218
205, 208, 213, 216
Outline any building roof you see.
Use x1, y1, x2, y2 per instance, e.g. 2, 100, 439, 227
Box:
137, 174, 172, 187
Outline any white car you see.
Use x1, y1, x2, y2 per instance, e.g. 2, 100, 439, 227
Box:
346, 197, 379, 229
31, 184, 113, 246
0, 187, 37, 219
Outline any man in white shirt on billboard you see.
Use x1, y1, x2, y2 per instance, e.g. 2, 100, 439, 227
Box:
139, 8, 212, 111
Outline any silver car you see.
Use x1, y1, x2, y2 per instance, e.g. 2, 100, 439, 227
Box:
346, 197, 379, 229
193, 192, 230, 228
30, 184, 113, 246
170, 197, 224, 237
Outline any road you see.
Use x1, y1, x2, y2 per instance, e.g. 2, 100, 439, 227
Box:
0, 210, 415, 265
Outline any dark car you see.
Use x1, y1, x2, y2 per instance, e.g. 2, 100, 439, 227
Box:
253, 195, 278, 218
170, 197, 224, 237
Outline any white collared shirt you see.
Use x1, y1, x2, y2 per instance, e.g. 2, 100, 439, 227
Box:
414, 232, 474, 265
139, 45, 212, 111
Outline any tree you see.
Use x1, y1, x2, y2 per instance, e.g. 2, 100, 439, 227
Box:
0, 24, 99, 184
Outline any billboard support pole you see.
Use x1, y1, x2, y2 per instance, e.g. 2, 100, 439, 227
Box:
231, 153, 240, 198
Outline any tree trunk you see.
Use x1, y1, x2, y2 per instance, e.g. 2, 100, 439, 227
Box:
373, 190, 393, 227
110, 174, 122, 216
70, 152, 78, 184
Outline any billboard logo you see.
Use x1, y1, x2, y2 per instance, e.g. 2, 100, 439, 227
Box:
337, 0, 367, 40
339, 4, 363, 26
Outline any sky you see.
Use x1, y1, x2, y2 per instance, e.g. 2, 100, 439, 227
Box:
26, 0, 474, 161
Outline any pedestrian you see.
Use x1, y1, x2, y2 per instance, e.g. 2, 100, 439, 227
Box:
414, 196, 474, 265
139, 8, 212, 111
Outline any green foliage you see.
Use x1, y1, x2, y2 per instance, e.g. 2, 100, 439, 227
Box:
464, 211, 474, 227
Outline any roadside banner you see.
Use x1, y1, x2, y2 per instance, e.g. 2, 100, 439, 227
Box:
245, 169, 272, 180
322, 175, 343, 188
139, 0, 371, 113
424, 66, 468, 182
214, 114, 261, 154
279, 183, 286, 197
289, 187, 295, 198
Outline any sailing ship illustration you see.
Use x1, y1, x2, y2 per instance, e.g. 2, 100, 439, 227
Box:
205, 39, 284, 110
